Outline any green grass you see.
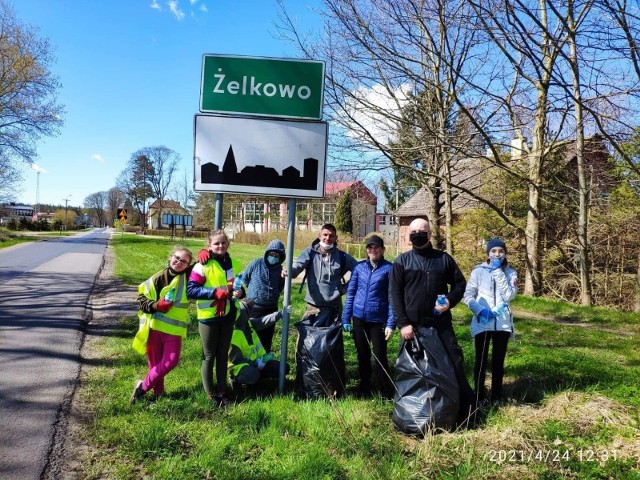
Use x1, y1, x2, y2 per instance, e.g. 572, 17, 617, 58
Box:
0, 229, 80, 249
78, 235, 640, 479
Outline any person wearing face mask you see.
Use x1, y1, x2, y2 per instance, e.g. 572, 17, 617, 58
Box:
389, 217, 475, 425
130, 246, 194, 404
239, 239, 288, 352
286, 223, 358, 324
463, 237, 518, 406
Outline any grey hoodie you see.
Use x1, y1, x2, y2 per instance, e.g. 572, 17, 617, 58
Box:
290, 238, 357, 307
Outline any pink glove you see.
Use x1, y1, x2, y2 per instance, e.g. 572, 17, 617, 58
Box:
156, 299, 172, 313
198, 249, 211, 264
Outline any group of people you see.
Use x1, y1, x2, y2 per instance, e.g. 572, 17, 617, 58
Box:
130, 218, 518, 423
131, 230, 288, 408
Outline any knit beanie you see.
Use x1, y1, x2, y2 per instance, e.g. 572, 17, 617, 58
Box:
486, 237, 507, 254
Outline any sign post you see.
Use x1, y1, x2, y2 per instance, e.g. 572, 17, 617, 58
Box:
196, 54, 327, 394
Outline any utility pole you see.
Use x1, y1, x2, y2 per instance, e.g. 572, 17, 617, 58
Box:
63, 195, 71, 230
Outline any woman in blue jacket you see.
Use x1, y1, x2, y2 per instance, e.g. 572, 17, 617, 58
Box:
342, 235, 395, 399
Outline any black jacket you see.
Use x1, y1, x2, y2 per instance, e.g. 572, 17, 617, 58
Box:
389, 243, 466, 329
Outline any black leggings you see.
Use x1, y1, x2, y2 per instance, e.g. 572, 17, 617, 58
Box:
352, 318, 393, 396
474, 331, 510, 401
199, 320, 234, 396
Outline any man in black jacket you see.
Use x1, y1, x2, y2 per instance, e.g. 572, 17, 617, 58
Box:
389, 217, 475, 425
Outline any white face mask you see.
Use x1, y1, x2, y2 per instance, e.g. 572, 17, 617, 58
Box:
319, 241, 334, 250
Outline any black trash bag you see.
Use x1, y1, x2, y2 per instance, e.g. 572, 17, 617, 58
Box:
392, 326, 460, 435
295, 311, 346, 399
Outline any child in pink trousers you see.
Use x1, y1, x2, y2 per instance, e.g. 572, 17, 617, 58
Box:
130, 246, 193, 403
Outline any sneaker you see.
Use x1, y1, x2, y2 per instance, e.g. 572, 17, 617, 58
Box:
215, 394, 231, 408
129, 380, 144, 404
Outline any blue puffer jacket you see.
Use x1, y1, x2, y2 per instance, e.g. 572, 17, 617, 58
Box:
242, 240, 286, 308
342, 258, 395, 329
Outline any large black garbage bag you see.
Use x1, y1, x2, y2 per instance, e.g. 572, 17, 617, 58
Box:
295, 312, 346, 399
392, 327, 460, 435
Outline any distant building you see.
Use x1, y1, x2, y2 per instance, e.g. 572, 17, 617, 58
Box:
0, 203, 35, 224
147, 200, 191, 230
209, 181, 378, 241
375, 213, 397, 247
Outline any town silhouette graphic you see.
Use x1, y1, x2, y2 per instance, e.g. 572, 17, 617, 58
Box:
200, 145, 319, 190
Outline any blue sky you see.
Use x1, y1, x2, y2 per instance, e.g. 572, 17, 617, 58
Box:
12, 0, 320, 209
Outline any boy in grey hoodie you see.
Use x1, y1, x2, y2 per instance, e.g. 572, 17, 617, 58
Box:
287, 224, 357, 325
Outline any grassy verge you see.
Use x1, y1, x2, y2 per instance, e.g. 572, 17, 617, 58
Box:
79, 236, 640, 479
0, 228, 81, 249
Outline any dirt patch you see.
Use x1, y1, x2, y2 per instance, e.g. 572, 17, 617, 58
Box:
44, 244, 137, 479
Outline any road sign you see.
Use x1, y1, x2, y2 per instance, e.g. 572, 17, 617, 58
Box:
200, 55, 325, 120
117, 208, 127, 221
193, 114, 327, 198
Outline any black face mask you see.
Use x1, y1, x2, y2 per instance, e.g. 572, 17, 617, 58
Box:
409, 232, 430, 248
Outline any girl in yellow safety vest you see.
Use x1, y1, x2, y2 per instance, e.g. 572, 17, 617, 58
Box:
130, 246, 193, 404
187, 229, 244, 408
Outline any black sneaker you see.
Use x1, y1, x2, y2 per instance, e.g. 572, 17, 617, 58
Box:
129, 380, 144, 404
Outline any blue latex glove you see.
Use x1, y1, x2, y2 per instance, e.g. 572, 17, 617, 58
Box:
342, 323, 352, 333
490, 257, 504, 270
262, 352, 275, 363
477, 308, 495, 323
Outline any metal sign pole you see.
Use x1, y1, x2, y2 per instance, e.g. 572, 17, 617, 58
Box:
215, 193, 223, 230
279, 198, 296, 394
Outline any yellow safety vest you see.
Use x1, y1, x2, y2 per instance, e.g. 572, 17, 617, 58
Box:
132, 274, 190, 357
195, 258, 242, 320
229, 322, 267, 378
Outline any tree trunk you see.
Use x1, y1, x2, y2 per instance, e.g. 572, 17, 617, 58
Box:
568, 0, 592, 306
635, 251, 640, 313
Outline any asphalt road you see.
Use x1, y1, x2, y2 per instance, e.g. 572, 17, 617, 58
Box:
0, 228, 110, 480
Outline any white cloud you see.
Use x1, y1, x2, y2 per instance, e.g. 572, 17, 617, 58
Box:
344, 83, 412, 146
29, 163, 47, 173
92, 154, 105, 163
167, 0, 185, 21
150, 0, 207, 20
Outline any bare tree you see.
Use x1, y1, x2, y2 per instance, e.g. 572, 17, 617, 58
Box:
170, 168, 195, 212
0, 156, 22, 202
83, 191, 107, 228
132, 146, 179, 227
105, 187, 125, 227
0, 1, 63, 168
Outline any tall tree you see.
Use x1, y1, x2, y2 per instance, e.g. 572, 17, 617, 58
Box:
133, 146, 179, 227
0, 1, 63, 168
334, 187, 353, 234
0, 156, 21, 202
83, 191, 107, 228
106, 187, 125, 227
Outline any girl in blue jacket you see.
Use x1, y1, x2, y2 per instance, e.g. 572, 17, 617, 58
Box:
341, 235, 395, 399
463, 237, 518, 405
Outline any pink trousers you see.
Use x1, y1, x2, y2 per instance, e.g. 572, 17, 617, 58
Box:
142, 329, 182, 397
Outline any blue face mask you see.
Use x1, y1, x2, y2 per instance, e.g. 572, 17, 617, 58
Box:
267, 256, 279, 265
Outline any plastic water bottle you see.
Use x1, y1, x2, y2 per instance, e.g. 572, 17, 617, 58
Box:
233, 273, 243, 291
433, 294, 447, 316
164, 288, 176, 302
232, 273, 243, 302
